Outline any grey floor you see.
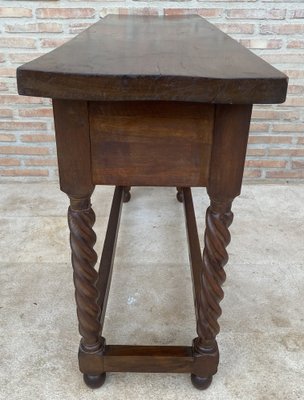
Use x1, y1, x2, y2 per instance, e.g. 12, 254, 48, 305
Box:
0, 183, 303, 400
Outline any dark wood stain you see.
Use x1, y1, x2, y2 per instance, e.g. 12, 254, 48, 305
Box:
17, 15, 288, 104
90, 101, 213, 186
16, 14, 288, 391
96, 186, 123, 332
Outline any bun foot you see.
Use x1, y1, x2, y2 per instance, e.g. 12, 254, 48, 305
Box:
123, 186, 131, 203
190, 374, 212, 390
83, 373, 106, 389
176, 187, 183, 203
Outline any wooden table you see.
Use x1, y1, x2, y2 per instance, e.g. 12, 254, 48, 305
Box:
17, 15, 288, 390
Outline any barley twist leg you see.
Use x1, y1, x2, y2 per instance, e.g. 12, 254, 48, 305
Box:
68, 196, 106, 388
192, 198, 233, 389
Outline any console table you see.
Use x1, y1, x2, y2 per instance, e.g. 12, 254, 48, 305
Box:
17, 15, 288, 390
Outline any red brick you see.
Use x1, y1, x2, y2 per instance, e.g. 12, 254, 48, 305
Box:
269, 148, 304, 157
0, 146, 49, 155
272, 124, 304, 133
9, 53, 45, 64
216, 23, 255, 34
21, 134, 55, 142
250, 123, 270, 132
69, 23, 91, 35
292, 161, 304, 169
0, 169, 49, 177
287, 40, 304, 49
291, 10, 304, 19
284, 70, 304, 78
0, 68, 16, 77
36, 8, 95, 19
249, 135, 293, 144
297, 137, 304, 145
288, 85, 304, 95
246, 148, 267, 156
284, 98, 304, 107
227, 9, 286, 20
40, 38, 69, 48
243, 169, 262, 178
0, 134, 16, 142
266, 170, 304, 179
0, 8, 32, 18
164, 8, 223, 18
18, 108, 53, 118
0, 95, 44, 105
25, 158, 57, 167
279, 111, 301, 121
0, 158, 20, 166
252, 110, 278, 120
0, 121, 47, 131
0, 38, 36, 49
260, 24, 304, 35
252, 110, 300, 122
0, 109, 13, 118
240, 39, 282, 49
117, 8, 160, 16
0, 82, 8, 91
245, 159, 287, 168
262, 54, 304, 64
5, 23, 63, 33
193, 8, 223, 18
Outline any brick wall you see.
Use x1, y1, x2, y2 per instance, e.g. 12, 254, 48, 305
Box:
0, 0, 303, 181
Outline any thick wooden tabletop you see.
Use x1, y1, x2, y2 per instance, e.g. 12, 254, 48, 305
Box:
17, 15, 287, 104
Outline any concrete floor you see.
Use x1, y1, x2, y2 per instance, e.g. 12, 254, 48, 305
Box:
0, 183, 303, 400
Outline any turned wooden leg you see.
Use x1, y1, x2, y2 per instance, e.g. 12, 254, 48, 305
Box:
68, 195, 106, 389
123, 186, 131, 203
191, 197, 233, 389
189, 104, 252, 389
176, 187, 183, 202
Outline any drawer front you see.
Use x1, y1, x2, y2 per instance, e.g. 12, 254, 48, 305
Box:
90, 101, 214, 187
